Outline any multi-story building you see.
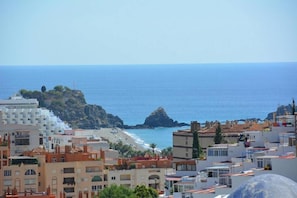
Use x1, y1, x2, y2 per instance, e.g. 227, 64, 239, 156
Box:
168, 115, 297, 198
0, 96, 71, 150
172, 120, 270, 162
0, 123, 41, 156
2, 157, 39, 193
0, 136, 41, 196
36, 145, 107, 198
108, 156, 174, 192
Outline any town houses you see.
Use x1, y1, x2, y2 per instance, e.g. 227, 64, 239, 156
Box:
1, 96, 297, 197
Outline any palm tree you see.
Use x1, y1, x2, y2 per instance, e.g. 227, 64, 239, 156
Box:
150, 143, 157, 154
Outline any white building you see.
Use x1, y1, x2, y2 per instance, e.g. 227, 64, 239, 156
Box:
169, 115, 297, 198
0, 96, 71, 150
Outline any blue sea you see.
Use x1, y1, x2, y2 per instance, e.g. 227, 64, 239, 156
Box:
1, 63, 297, 149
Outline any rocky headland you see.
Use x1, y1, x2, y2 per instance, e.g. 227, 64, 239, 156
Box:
265, 103, 295, 120
19, 86, 188, 129
19, 86, 295, 129
20, 86, 124, 129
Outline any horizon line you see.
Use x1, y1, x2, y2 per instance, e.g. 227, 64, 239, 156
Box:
0, 61, 296, 67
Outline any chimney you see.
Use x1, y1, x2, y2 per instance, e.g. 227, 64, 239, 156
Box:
65, 145, 71, 154
83, 145, 88, 153
12, 187, 17, 195
58, 145, 60, 154
100, 149, 105, 162
46, 186, 51, 195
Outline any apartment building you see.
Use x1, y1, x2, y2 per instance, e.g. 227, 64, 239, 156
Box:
0, 96, 71, 151
1, 135, 38, 195
172, 120, 270, 162
1, 154, 40, 196
107, 156, 174, 192
168, 115, 297, 198
34, 145, 107, 198
0, 124, 41, 156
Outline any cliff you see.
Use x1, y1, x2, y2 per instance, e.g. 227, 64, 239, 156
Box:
20, 85, 124, 129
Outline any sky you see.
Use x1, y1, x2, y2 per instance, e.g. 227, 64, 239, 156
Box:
0, 0, 296, 65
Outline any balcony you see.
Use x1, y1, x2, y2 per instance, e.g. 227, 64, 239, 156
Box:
63, 177, 75, 185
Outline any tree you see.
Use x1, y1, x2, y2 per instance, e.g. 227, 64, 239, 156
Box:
41, 85, 46, 93
98, 184, 135, 198
150, 143, 157, 154
161, 146, 172, 157
292, 98, 295, 115
134, 185, 158, 198
214, 122, 223, 144
192, 129, 202, 158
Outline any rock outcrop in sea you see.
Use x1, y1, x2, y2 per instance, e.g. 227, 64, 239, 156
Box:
125, 107, 189, 129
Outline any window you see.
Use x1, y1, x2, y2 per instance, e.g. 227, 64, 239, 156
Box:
257, 159, 264, 168
4, 179, 12, 186
4, 170, 12, 176
15, 139, 30, 145
86, 166, 101, 173
25, 169, 36, 175
63, 168, 75, 173
92, 185, 102, 192
63, 177, 75, 185
208, 148, 228, 157
52, 177, 57, 185
120, 174, 131, 181
111, 176, 116, 180
25, 178, 36, 185
64, 187, 74, 193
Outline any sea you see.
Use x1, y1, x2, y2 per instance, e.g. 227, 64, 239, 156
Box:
1, 62, 297, 150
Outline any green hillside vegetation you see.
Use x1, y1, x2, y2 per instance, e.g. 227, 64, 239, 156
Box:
20, 85, 124, 129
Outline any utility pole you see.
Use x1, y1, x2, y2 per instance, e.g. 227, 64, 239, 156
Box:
295, 112, 297, 155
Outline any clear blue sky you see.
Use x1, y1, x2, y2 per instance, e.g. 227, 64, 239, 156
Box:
0, 0, 296, 65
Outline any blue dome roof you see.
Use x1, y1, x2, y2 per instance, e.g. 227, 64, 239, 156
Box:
228, 174, 297, 198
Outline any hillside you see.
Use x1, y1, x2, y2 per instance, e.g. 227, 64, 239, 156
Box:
20, 85, 124, 129
266, 103, 296, 120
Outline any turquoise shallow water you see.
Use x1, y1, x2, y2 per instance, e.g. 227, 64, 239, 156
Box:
1, 63, 296, 148
125, 126, 189, 150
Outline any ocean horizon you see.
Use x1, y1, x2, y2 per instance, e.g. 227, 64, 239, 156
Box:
1, 62, 297, 149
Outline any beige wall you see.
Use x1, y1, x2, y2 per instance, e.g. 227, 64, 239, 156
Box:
41, 160, 106, 198
1, 163, 39, 194
108, 167, 174, 191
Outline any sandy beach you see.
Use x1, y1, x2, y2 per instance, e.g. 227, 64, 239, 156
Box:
75, 128, 146, 151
